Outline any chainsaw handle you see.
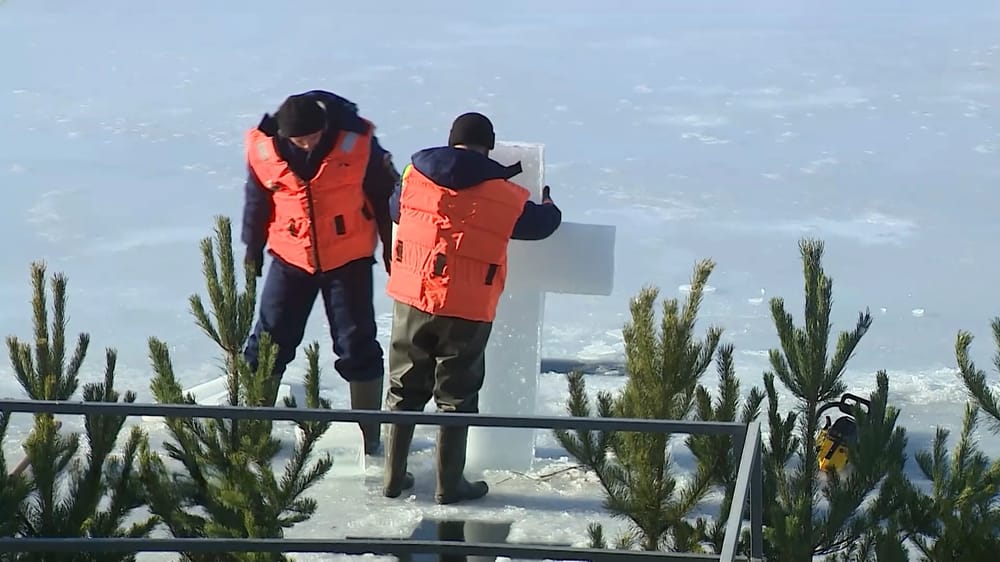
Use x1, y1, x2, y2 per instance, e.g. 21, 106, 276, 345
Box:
816, 393, 871, 422
838, 393, 870, 416
840, 393, 870, 407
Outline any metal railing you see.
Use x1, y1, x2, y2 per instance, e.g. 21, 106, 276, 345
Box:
0, 399, 764, 561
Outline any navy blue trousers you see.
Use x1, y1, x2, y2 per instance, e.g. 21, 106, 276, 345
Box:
244, 255, 384, 384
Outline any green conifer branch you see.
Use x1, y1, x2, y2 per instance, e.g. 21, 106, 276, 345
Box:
955, 324, 1000, 433
553, 371, 606, 471
0, 411, 31, 538
88, 426, 158, 539
7, 263, 94, 402
147, 338, 212, 490
587, 522, 607, 549
30, 264, 52, 396
276, 342, 332, 515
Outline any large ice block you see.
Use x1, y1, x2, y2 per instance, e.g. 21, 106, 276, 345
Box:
293, 414, 368, 478
141, 375, 366, 477
464, 141, 617, 474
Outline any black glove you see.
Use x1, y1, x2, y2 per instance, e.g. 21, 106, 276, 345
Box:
542, 185, 552, 202
245, 247, 264, 278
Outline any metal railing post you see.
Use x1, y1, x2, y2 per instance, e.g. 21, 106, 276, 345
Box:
728, 425, 746, 561
718, 421, 761, 562
750, 425, 764, 561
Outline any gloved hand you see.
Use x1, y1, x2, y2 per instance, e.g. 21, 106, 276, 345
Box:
542, 185, 552, 203
245, 247, 264, 278
382, 243, 392, 275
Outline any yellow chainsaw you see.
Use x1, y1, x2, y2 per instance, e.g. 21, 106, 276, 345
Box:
815, 392, 870, 473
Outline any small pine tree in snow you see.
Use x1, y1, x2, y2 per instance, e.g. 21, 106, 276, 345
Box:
555, 259, 759, 551
890, 403, 1000, 561
760, 238, 907, 561
138, 216, 333, 562
6, 262, 156, 561
873, 324, 1000, 560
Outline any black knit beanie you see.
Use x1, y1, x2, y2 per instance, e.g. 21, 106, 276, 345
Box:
276, 94, 326, 137
448, 112, 495, 149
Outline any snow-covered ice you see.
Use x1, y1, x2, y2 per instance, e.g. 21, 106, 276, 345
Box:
3, 0, 1000, 558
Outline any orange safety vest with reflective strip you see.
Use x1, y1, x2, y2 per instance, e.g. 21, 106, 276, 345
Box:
386, 164, 531, 322
245, 125, 378, 274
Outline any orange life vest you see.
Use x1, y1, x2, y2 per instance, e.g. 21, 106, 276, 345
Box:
245, 125, 378, 274
387, 164, 531, 322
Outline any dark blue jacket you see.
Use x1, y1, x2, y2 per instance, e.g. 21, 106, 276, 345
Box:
241, 90, 399, 256
388, 146, 562, 240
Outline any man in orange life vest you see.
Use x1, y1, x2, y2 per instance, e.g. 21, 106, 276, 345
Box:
381, 112, 563, 503
241, 90, 398, 455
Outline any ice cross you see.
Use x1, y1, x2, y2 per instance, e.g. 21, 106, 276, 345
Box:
464, 141, 616, 474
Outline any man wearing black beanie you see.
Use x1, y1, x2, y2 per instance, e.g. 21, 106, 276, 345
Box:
241, 90, 400, 456
380, 111, 563, 504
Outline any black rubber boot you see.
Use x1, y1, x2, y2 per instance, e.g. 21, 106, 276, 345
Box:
349, 378, 383, 455
383, 424, 416, 498
434, 426, 488, 505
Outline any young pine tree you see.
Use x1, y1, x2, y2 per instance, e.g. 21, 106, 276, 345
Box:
138, 216, 334, 562
890, 403, 1000, 561
555, 259, 737, 551
761, 238, 907, 561
877, 322, 1000, 560
5, 262, 156, 561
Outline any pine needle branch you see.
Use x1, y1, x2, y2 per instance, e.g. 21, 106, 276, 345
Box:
955, 324, 1000, 434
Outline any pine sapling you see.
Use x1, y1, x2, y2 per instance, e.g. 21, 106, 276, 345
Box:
6, 262, 155, 562
139, 216, 333, 562
555, 259, 724, 551
894, 403, 1000, 561
761, 238, 904, 561
882, 323, 1000, 561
